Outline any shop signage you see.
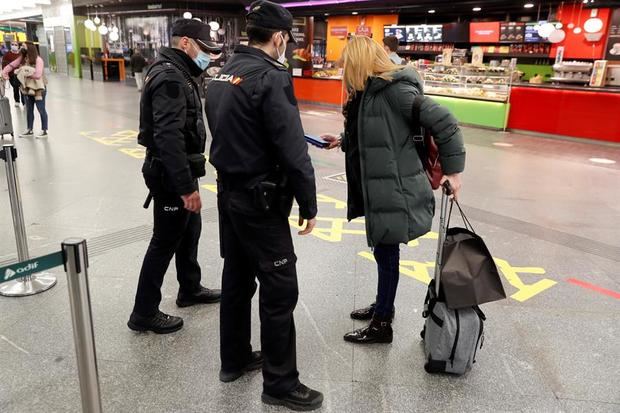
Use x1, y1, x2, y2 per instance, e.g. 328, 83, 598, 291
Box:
525, 23, 550, 43
1, 252, 64, 284
606, 8, 620, 61
384, 25, 406, 43
147, 4, 162, 10
590, 60, 608, 87
330, 26, 348, 37
470, 22, 500, 43
355, 25, 372, 37
442, 22, 469, 43
406, 25, 442, 43
500, 22, 525, 43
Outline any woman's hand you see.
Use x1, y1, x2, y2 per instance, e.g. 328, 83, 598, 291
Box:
321, 133, 341, 150
440, 173, 462, 200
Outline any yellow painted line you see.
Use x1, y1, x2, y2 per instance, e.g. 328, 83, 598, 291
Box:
493, 258, 557, 302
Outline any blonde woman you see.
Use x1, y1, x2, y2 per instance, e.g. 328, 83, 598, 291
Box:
322, 36, 465, 344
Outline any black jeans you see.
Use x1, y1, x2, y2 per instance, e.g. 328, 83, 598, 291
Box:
8, 74, 24, 105
132, 193, 202, 317
218, 185, 300, 396
373, 244, 400, 318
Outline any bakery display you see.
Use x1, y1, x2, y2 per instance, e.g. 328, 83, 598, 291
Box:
419, 63, 512, 102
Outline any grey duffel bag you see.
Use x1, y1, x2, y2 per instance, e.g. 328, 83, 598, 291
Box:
421, 279, 486, 375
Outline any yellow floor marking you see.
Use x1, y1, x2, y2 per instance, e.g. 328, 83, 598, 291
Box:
289, 215, 366, 242
359, 252, 434, 285
200, 181, 558, 303
407, 231, 439, 247
118, 147, 146, 159
493, 258, 557, 302
202, 184, 218, 194
316, 194, 347, 209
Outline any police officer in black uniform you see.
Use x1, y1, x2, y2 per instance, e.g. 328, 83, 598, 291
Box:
128, 19, 222, 334
205, 1, 323, 411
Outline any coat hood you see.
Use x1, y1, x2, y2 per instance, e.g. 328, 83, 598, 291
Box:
365, 66, 424, 94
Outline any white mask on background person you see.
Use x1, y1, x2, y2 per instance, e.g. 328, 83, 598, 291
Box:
10, 44, 18, 53
276, 32, 287, 65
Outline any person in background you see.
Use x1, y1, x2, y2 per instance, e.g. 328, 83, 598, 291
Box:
2, 41, 25, 107
130, 49, 147, 91
2, 42, 48, 138
382, 35, 404, 65
321, 36, 465, 345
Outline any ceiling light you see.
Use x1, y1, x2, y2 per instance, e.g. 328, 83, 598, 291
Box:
428, 10, 436, 14
584, 17, 603, 33
352, 11, 358, 15
324, 13, 329, 16
109, 31, 119, 41
524, 3, 534, 8
98, 25, 108, 35
94, 16, 101, 25
209, 21, 220, 31
473, 7, 481, 12
183, 12, 192, 19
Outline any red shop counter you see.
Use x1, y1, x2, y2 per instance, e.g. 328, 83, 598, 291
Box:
292, 77, 345, 107
508, 84, 620, 143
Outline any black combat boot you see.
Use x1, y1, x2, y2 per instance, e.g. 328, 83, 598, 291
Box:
127, 311, 184, 334
219, 351, 264, 382
262, 383, 324, 411
176, 285, 221, 307
343, 315, 393, 344
350, 302, 395, 321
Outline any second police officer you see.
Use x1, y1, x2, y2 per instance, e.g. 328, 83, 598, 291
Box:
128, 19, 222, 334
205, 1, 323, 411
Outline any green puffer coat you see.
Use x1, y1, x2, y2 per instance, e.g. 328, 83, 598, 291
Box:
343, 66, 466, 247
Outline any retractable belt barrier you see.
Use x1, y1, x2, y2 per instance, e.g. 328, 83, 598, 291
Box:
1, 143, 57, 296
1, 145, 102, 412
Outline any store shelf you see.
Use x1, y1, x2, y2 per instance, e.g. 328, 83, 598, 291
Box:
484, 53, 549, 58
399, 50, 443, 55
425, 91, 508, 103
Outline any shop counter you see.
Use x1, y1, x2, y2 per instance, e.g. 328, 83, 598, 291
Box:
101, 58, 126, 81
292, 77, 345, 106
425, 94, 510, 130
508, 84, 620, 143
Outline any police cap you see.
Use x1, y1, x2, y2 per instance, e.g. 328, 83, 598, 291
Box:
246, 0, 297, 44
172, 18, 222, 53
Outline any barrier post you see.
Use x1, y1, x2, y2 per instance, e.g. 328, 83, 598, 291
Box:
62, 238, 103, 413
0, 144, 56, 296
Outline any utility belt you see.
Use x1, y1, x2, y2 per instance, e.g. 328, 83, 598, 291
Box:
145, 151, 207, 179
218, 171, 294, 217
142, 151, 206, 209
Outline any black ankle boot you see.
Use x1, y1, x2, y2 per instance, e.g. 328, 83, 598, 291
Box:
350, 302, 395, 321
343, 315, 393, 344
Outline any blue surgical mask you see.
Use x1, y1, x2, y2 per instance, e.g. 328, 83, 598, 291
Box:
193, 50, 211, 71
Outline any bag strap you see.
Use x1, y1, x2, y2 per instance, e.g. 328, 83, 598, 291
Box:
446, 198, 476, 233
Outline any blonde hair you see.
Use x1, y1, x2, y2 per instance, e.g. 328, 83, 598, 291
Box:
342, 35, 402, 91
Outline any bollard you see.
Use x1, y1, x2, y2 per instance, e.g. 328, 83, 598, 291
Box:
0, 144, 56, 296
62, 238, 103, 413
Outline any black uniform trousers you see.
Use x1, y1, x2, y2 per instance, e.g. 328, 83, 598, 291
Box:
217, 185, 300, 396
133, 193, 202, 316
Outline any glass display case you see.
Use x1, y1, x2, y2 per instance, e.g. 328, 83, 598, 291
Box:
310, 67, 343, 80
417, 63, 513, 102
